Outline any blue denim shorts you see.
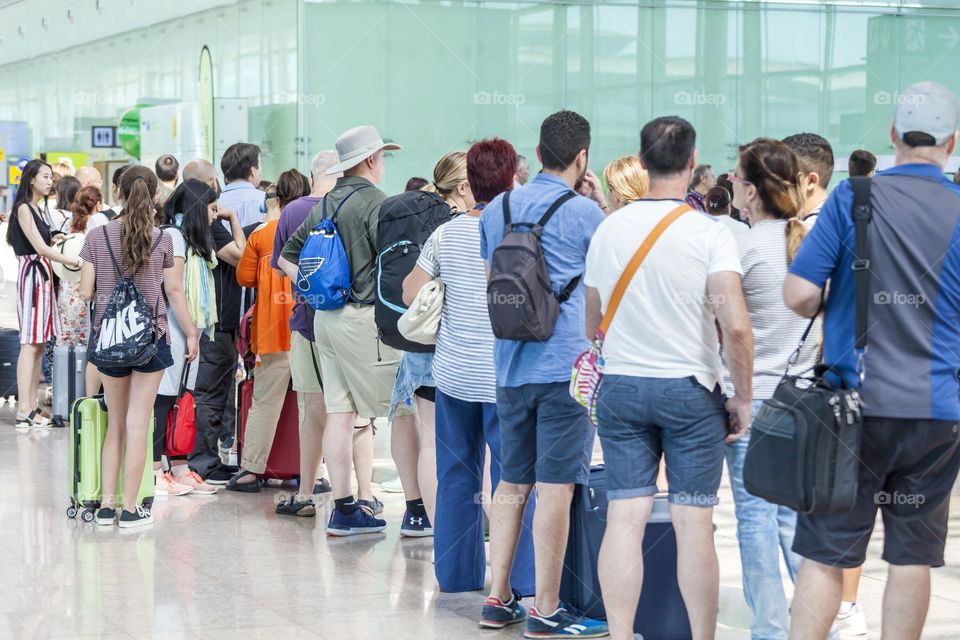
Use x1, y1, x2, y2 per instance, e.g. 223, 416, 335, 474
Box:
596, 375, 727, 506
496, 382, 594, 485
97, 338, 174, 378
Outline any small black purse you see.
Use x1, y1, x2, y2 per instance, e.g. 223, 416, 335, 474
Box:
743, 177, 872, 515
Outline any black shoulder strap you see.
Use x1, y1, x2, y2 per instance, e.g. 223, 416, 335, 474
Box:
502, 191, 512, 227
849, 176, 872, 353
102, 226, 124, 277
537, 191, 577, 228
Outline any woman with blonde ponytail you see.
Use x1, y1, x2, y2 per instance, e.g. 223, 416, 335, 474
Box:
722, 137, 821, 639
79, 165, 198, 529
422, 151, 472, 212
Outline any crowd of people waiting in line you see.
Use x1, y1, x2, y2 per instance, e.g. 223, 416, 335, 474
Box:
5, 79, 960, 640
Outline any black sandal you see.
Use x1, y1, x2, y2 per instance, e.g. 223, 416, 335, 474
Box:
276, 496, 316, 517
225, 469, 261, 493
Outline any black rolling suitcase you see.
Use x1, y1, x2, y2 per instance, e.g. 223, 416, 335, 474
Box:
0, 328, 19, 401
560, 465, 692, 640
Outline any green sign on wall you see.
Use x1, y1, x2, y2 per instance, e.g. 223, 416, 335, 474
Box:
117, 103, 152, 160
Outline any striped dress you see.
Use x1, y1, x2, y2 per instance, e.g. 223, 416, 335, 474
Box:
15, 204, 61, 345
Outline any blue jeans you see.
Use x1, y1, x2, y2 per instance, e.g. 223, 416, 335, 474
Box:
726, 400, 802, 640
597, 375, 727, 505
434, 389, 535, 594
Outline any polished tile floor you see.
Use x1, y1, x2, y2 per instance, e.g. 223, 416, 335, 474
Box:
3, 403, 960, 639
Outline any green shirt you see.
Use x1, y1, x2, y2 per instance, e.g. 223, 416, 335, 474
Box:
280, 175, 386, 303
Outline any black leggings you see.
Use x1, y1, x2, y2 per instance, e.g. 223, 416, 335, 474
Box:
153, 394, 186, 464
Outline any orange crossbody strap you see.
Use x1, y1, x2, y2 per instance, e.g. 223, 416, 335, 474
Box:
597, 203, 692, 339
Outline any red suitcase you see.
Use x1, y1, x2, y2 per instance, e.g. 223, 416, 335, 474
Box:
236, 379, 301, 480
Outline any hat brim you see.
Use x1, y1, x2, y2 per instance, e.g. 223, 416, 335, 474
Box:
325, 143, 402, 175
51, 235, 84, 283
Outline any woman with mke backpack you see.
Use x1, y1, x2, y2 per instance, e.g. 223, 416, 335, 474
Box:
79, 166, 198, 528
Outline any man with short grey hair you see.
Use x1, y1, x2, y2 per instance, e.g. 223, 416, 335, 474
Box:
182, 159, 219, 192
785, 81, 960, 640
515, 154, 530, 185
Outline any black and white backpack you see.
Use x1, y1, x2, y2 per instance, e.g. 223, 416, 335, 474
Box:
89, 226, 164, 368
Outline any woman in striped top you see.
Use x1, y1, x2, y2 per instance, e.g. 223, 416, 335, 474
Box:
403, 139, 534, 595
723, 138, 820, 640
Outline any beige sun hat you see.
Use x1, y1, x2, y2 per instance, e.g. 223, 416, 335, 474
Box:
325, 125, 401, 175
51, 233, 84, 283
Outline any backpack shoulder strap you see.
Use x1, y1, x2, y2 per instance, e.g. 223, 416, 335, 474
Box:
502, 191, 512, 227
102, 225, 125, 277
849, 176, 872, 356
537, 191, 577, 228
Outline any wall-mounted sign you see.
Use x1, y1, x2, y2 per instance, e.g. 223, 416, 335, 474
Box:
91, 126, 119, 148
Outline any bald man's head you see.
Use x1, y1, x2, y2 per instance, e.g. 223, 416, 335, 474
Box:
182, 159, 218, 191
75, 166, 102, 190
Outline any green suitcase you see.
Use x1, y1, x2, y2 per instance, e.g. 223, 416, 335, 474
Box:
66, 395, 155, 522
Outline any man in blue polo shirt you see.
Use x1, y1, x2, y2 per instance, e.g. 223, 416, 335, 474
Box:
477, 111, 609, 638
784, 81, 960, 640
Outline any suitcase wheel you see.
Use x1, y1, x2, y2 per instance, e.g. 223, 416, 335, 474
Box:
66, 505, 78, 519
81, 509, 95, 523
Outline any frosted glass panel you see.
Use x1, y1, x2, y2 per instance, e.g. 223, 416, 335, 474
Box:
304, 0, 960, 193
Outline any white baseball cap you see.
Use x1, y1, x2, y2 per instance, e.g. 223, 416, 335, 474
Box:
893, 81, 960, 147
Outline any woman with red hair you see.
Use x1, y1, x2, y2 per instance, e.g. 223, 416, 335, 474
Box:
402, 139, 534, 594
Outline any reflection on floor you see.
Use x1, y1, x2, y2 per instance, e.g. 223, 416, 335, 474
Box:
2, 407, 959, 639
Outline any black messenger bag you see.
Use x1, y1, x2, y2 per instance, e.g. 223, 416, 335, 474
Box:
743, 176, 872, 515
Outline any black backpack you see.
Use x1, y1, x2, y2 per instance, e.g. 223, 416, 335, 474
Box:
374, 190, 453, 352
88, 226, 164, 368
487, 190, 578, 341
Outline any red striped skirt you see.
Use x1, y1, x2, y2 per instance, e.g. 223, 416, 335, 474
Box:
17, 255, 61, 345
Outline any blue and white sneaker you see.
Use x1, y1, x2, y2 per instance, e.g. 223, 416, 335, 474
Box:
326, 507, 387, 537
524, 605, 609, 638
479, 589, 526, 629
399, 510, 433, 538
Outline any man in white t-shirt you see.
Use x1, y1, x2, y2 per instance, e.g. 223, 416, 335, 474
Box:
583, 116, 754, 640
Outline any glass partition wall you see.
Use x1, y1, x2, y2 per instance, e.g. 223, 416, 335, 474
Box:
302, 0, 960, 193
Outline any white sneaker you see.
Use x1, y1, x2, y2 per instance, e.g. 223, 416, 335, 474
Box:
836, 602, 868, 637
154, 471, 194, 496
380, 475, 404, 493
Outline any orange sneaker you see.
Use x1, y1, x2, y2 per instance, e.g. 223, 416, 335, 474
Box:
177, 469, 218, 495
155, 471, 194, 496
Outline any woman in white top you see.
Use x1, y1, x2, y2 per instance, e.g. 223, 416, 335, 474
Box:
403, 140, 534, 596
724, 137, 820, 640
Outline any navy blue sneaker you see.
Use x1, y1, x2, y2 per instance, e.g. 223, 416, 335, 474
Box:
479, 590, 526, 629
524, 605, 609, 638
326, 507, 387, 536
399, 510, 433, 538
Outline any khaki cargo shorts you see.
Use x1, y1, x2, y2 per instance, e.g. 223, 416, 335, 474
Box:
289, 332, 324, 394
312, 304, 414, 419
